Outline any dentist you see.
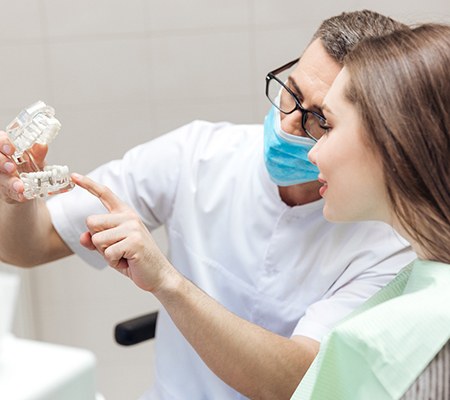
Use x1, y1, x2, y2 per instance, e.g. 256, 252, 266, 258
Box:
0, 10, 415, 400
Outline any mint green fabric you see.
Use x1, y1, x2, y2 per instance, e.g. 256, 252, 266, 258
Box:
291, 259, 450, 400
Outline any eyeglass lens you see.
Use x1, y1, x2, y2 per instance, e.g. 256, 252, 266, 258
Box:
267, 77, 326, 140
267, 78, 296, 113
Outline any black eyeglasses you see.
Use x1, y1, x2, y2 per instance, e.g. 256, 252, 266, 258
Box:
265, 58, 328, 141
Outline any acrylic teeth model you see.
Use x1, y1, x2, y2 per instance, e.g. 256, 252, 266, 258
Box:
6, 101, 74, 199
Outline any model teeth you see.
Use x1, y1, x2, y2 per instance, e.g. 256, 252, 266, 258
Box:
5, 101, 74, 199
6, 101, 61, 162
20, 165, 74, 200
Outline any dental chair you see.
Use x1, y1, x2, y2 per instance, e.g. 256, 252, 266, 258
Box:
114, 311, 158, 345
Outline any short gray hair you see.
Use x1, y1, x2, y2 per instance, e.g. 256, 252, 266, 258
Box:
311, 10, 408, 64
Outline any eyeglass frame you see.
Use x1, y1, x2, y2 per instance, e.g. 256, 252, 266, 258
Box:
265, 58, 327, 142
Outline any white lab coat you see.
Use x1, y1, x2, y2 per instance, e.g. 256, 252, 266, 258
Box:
47, 120, 416, 400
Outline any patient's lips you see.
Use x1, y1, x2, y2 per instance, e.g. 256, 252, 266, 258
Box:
318, 177, 328, 197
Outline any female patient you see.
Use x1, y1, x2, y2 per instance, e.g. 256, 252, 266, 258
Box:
291, 23, 450, 399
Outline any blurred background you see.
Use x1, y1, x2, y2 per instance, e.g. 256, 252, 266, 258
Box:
0, 1, 449, 399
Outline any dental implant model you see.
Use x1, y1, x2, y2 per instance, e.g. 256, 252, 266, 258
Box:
6, 101, 74, 199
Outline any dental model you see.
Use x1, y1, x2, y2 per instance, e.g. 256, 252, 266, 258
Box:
6, 101, 74, 199
20, 165, 73, 200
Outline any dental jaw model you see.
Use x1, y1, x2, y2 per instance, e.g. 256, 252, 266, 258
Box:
6, 101, 74, 199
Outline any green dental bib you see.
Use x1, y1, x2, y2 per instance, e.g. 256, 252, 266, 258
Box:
292, 259, 450, 400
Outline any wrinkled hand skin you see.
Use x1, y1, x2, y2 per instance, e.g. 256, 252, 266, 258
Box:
0, 130, 48, 203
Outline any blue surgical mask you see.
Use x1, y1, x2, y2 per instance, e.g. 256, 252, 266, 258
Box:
263, 104, 319, 186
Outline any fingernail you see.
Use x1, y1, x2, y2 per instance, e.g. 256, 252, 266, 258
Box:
12, 180, 22, 193
71, 172, 82, 180
4, 162, 15, 173
2, 145, 11, 155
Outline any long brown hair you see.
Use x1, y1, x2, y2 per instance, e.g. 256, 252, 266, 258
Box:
345, 24, 450, 263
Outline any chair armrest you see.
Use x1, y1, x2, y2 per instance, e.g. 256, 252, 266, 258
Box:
114, 311, 158, 346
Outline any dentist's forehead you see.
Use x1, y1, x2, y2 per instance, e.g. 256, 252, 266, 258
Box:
291, 39, 342, 109
322, 68, 350, 113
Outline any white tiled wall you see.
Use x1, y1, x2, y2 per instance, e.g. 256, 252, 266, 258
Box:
1, 1, 449, 399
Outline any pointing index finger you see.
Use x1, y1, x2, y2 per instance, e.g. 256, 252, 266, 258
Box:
71, 173, 125, 212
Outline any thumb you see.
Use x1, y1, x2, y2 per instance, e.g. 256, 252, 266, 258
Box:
30, 143, 49, 168
80, 231, 96, 251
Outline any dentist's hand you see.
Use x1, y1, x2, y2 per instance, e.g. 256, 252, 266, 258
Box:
0, 130, 48, 203
72, 173, 173, 293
